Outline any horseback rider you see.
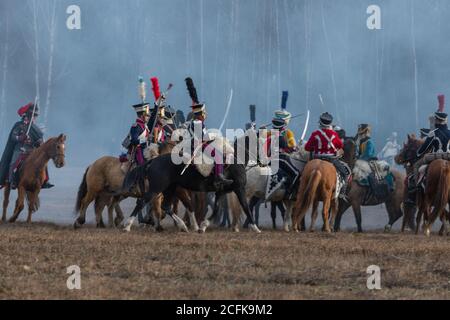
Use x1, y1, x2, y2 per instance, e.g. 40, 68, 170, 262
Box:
304, 112, 350, 197
406, 95, 450, 204
265, 92, 302, 198
356, 124, 377, 161
126, 103, 151, 166
185, 77, 233, 189
159, 106, 177, 141
0, 102, 53, 190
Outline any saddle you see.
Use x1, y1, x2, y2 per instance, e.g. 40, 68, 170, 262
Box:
10, 153, 29, 189
415, 152, 450, 190
353, 159, 393, 202
193, 136, 234, 178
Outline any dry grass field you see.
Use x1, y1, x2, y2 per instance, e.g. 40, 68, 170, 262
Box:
0, 222, 449, 300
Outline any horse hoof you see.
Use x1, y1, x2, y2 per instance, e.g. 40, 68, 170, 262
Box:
198, 229, 205, 234
249, 224, 261, 233
114, 218, 124, 227
384, 225, 392, 233
156, 226, 164, 232
425, 228, 431, 237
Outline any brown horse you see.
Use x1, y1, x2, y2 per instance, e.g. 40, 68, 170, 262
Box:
395, 134, 423, 233
422, 159, 450, 236
74, 141, 197, 230
396, 134, 450, 235
291, 159, 339, 233
2, 134, 66, 223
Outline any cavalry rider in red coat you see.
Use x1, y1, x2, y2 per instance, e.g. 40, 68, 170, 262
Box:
304, 112, 351, 198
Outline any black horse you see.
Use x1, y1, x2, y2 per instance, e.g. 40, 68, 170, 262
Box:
122, 137, 261, 233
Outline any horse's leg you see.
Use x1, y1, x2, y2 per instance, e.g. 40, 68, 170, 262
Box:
199, 191, 225, 233
114, 199, 125, 227
26, 191, 38, 224
270, 202, 277, 230
244, 196, 258, 229
425, 205, 440, 237
322, 196, 332, 233
123, 192, 157, 232
2, 184, 11, 223
309, 199, 319, 232
334, 200, 351, 232
351, 201, 363, 233
9, 186, 26, 223
176, 188, 198, 232
281, 201, 291, 232
384, 200, 403, 233
75, 191, 96, 229
234, 187, 261, 233
330, 199, 338, 232
162, 189, 188, 233
94, 196, 108, 228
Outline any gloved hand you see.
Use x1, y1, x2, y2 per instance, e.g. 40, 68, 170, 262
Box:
18, 134, 28, 142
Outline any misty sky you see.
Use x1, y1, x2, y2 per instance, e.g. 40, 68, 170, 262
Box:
1, 0, 450, 165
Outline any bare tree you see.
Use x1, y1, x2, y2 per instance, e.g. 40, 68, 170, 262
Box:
43, 0, 58, 127
0, 15, 9, 140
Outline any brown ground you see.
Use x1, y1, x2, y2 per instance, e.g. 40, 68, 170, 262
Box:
0, 222, 449, 300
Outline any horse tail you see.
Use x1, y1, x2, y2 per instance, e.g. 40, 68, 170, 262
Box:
434, 161, 450, 214
298, 169, 322, 214
75, 167, 89, 213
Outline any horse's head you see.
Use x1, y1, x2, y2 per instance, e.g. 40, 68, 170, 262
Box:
342, 136, 357, 169
395, 134, 422, 166
48, 134, 66, 168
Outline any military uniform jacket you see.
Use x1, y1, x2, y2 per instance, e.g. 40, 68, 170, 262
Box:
417, 124, 450, 157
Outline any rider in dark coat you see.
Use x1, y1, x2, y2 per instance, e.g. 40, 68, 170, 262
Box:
0, 102, 53, 189
416, 112, 450, 157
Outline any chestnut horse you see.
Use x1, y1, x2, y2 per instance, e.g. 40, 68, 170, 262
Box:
2, 134, 66, 223
396, 134, 450, 236
291, 159, 339, 233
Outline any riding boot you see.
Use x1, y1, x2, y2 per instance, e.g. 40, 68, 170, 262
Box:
214, 174, 234, 190
213, 163, 233, 189
41, 168, 54, 189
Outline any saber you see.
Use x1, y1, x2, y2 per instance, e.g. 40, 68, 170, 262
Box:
219, 89, 233, 132
299, 109, 311, 144
181, 142, 203, 175
26, 96, 38, 137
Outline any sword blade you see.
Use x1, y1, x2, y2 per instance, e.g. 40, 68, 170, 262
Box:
300, 110, 311, 143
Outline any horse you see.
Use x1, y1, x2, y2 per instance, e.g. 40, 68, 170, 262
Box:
122, 135, 261, 233
291, 158, 339, 233
333, 138, 406, 233
394, 134, 423, 233
74, 141, 197, 230
2, 134, 66, 223
396, 134, 450, 236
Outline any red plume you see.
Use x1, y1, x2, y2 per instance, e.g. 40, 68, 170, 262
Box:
151, 77, 161, 101
438, 94, 445, 112
17, 102, 33, 116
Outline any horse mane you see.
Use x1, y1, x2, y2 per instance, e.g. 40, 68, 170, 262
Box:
26, 137, 57, 162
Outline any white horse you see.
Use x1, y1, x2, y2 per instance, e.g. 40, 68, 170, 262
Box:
229, 147, 309, 232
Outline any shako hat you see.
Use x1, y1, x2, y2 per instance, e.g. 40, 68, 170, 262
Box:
185, 77, 206, 116
319, 112, 333, 127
